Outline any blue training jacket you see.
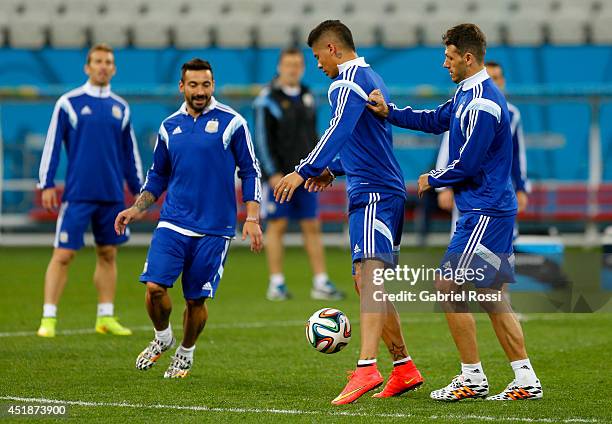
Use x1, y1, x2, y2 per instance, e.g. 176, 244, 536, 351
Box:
141, 97, 262, 238
295, 57, 406, 200
38, 81, 143, 202
388, 68, 517, 217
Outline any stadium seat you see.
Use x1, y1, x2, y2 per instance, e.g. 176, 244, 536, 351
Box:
49, 17, 90, 48
213, 17, 255, 47
90, 18, 130, 47
380, 18, 420, 47
173, 20, 213, 48
591, 15, 612, 44
256, 18, 298, 47
547, 16, 588, 45
341, 16, 379, 46
7, 16, 48, 48
504, 15, 546, 45
132, 19, 172, 48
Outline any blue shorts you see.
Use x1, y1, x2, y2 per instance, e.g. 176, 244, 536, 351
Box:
140, 228, 231, 300
263, 184, 318, 221
349, 193, 405, 270
54, 201, 129, 250
441, 213, 516, 288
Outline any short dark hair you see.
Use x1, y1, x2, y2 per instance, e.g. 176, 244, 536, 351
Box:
181, 58, 213, 81
485, 60, 503, 71
278, 47, 304, 63
443, 23, 486, 63
307, 20, 355, 51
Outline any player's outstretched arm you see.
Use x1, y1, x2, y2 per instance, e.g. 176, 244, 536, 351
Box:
114, 191, 156, 235
368, 89, 452, 134
242, 201, 263, 253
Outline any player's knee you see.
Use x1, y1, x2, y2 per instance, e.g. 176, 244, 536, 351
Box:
300, 219, 320, 234
434, 278, 468, 312
146, 282, 166, 299
186, 298, 205, 309
51, 248, 75, 266
266, 219, 288, 235
96, 245, 116, 264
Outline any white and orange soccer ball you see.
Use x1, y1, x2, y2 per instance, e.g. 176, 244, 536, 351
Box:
305, 308, 351, 354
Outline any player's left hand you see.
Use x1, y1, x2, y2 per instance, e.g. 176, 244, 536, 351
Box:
516, 190, 528, 213
304, 168, 334, 192
242, 221, 263, 253
273, 171, 304, 203
417, 173, 432, 198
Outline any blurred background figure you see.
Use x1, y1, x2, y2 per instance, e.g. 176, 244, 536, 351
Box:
253, 48, 344, 301
36, 43, 143, 338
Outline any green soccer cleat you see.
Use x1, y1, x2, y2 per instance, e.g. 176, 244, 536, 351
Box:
95, 316, 132, 336
37, 317, 57, 338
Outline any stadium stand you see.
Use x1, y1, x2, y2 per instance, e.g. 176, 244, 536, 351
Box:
1, 0, 611, 48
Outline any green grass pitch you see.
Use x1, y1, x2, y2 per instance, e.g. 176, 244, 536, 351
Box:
0, 246, 610, 423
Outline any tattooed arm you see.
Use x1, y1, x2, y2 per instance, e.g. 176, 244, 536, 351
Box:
114, 191, 158, 235
134, 191, 157, 212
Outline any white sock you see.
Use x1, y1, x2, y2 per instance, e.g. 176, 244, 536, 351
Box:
176, 344, 195, 361
97, 303, 114, 317
511, 358, 538, 385
269, 273, 285, 288
154, 324, 173, 346
357, 358, 377, 367
43, 304, 57, 318
313, 273, 329, 289
393, 356, 412, 366
461, 362, 485, 381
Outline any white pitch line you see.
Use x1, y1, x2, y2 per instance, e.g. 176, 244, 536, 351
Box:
0, 314, 593, 338
0, 320, 307, 338
0, 396, 600, 423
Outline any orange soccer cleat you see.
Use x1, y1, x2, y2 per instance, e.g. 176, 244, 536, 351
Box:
373, 361, 424, 398
331, 365, 384, 405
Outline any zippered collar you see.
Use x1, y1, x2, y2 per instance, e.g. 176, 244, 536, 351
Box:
83, 81, 111, 98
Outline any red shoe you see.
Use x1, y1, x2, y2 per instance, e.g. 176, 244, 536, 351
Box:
331, 365, 384, 405
372, 361, 424, 398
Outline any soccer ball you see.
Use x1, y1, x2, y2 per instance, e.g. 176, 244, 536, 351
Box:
305, 308, 351, 354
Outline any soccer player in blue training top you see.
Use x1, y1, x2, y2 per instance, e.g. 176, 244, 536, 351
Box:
37, 43, 143, 338
368, 23, 543, 401
436, 61, 529, 234
115, 58, 263, 379
274, 20, 424, 405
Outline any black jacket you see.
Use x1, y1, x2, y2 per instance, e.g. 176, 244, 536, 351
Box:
253, 81, 318, 179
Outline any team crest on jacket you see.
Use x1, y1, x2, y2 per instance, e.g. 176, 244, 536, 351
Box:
302, 93, 314, 108
112, 105, 123, 120
205, 119, 219, 133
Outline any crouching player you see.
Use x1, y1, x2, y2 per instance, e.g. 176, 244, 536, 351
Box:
115, 58, 263, 378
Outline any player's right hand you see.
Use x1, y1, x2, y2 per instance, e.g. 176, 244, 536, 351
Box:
114, 206, 141, 235
41, 188, 59, 211
437, 189, 454, 212
366, 89, 389, 118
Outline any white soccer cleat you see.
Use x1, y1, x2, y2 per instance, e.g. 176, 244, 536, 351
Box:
164, 353, 193, 379
486, 379, 543, 400
430, 374, 489, 401
136, 337, 175, 370
311, 280, 345, 301
266, 283, 291, 301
